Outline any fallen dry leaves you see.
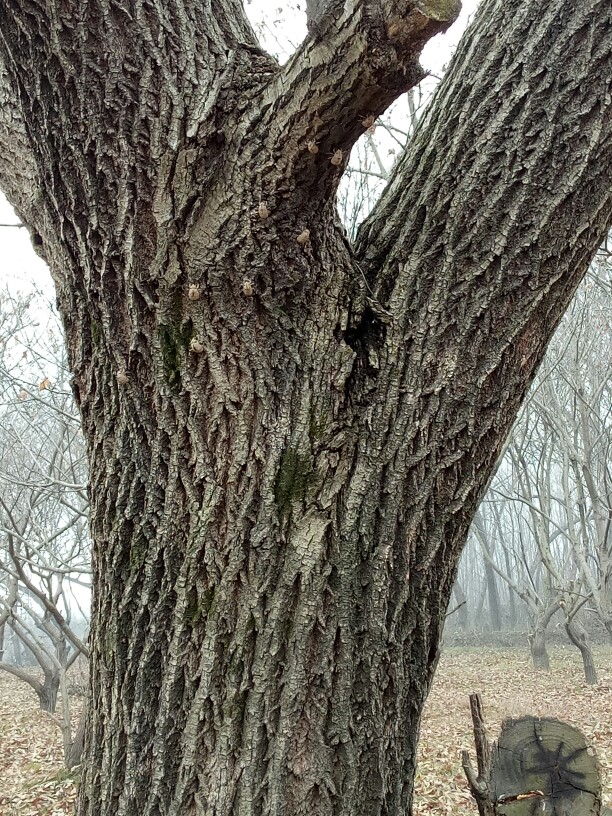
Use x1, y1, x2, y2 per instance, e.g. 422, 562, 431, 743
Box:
0, 675, 82, 815
414, 645, 612, 814
0, 646, 610, 815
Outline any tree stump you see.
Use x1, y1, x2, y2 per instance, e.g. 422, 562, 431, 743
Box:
462, 693, 611, 815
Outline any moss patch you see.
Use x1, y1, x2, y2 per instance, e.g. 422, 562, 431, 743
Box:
184, 586, 215, 628
184, 589, 201, 628
309, 409, 328, 443
274, 447, 314, 520
158, 320, 193, 389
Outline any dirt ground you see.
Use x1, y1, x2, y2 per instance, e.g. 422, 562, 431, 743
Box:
1, 646, 611, 815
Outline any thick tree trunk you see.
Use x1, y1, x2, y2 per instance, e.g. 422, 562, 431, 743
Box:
1, 1, 612, 815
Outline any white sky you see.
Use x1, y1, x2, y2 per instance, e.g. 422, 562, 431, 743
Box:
0, 0, 480, 294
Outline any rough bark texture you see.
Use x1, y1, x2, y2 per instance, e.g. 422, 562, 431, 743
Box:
1, 0, 612, 815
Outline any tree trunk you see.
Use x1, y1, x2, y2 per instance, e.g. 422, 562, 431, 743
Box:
528, 600, 559, 671
38, 671, 60, 713
485, 562, 502, 632
566, 618, 598, 685
503, 550, 517, 630
452, 580, 470, 630
528, 625, 551, 671
67, 704, 87, 770
1, 1, 612, 815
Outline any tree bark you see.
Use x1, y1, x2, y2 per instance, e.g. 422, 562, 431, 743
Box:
1, 1, 612, 815
528, 600, 559, 671
566, 617, 598, 685
39, 670, 60, 713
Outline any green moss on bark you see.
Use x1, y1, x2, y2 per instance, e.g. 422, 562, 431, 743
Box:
184, 586, 216, 628
158, 320, 193, 389
274, 448, 314, 520
309, 409, 328, 442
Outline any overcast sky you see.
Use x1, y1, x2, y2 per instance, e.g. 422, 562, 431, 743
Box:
0, 0, 481, 296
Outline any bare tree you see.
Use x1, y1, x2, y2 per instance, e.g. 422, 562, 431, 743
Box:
0, 291, 90, 762
464, 268, 612, 679
1, 1, 612, 814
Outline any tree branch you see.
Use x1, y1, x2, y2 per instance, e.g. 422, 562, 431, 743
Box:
0, 659, 44, 694
356, 0, 612, 355
339, 0, 612, 541
252, 0, 459, 194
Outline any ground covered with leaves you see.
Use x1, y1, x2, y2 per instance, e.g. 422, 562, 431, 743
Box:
1, 647, 611, 814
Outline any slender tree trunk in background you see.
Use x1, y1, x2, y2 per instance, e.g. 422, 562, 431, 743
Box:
452, 580, 469, 630
10, 631, 25, 667
484, 562, 502, 632
528, 601, 559, 671
566, 617, 598, 685
503, 549, 517, 629
39, 670, 60, 713
67, 703, 88, 770
1, 1, 612, 814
